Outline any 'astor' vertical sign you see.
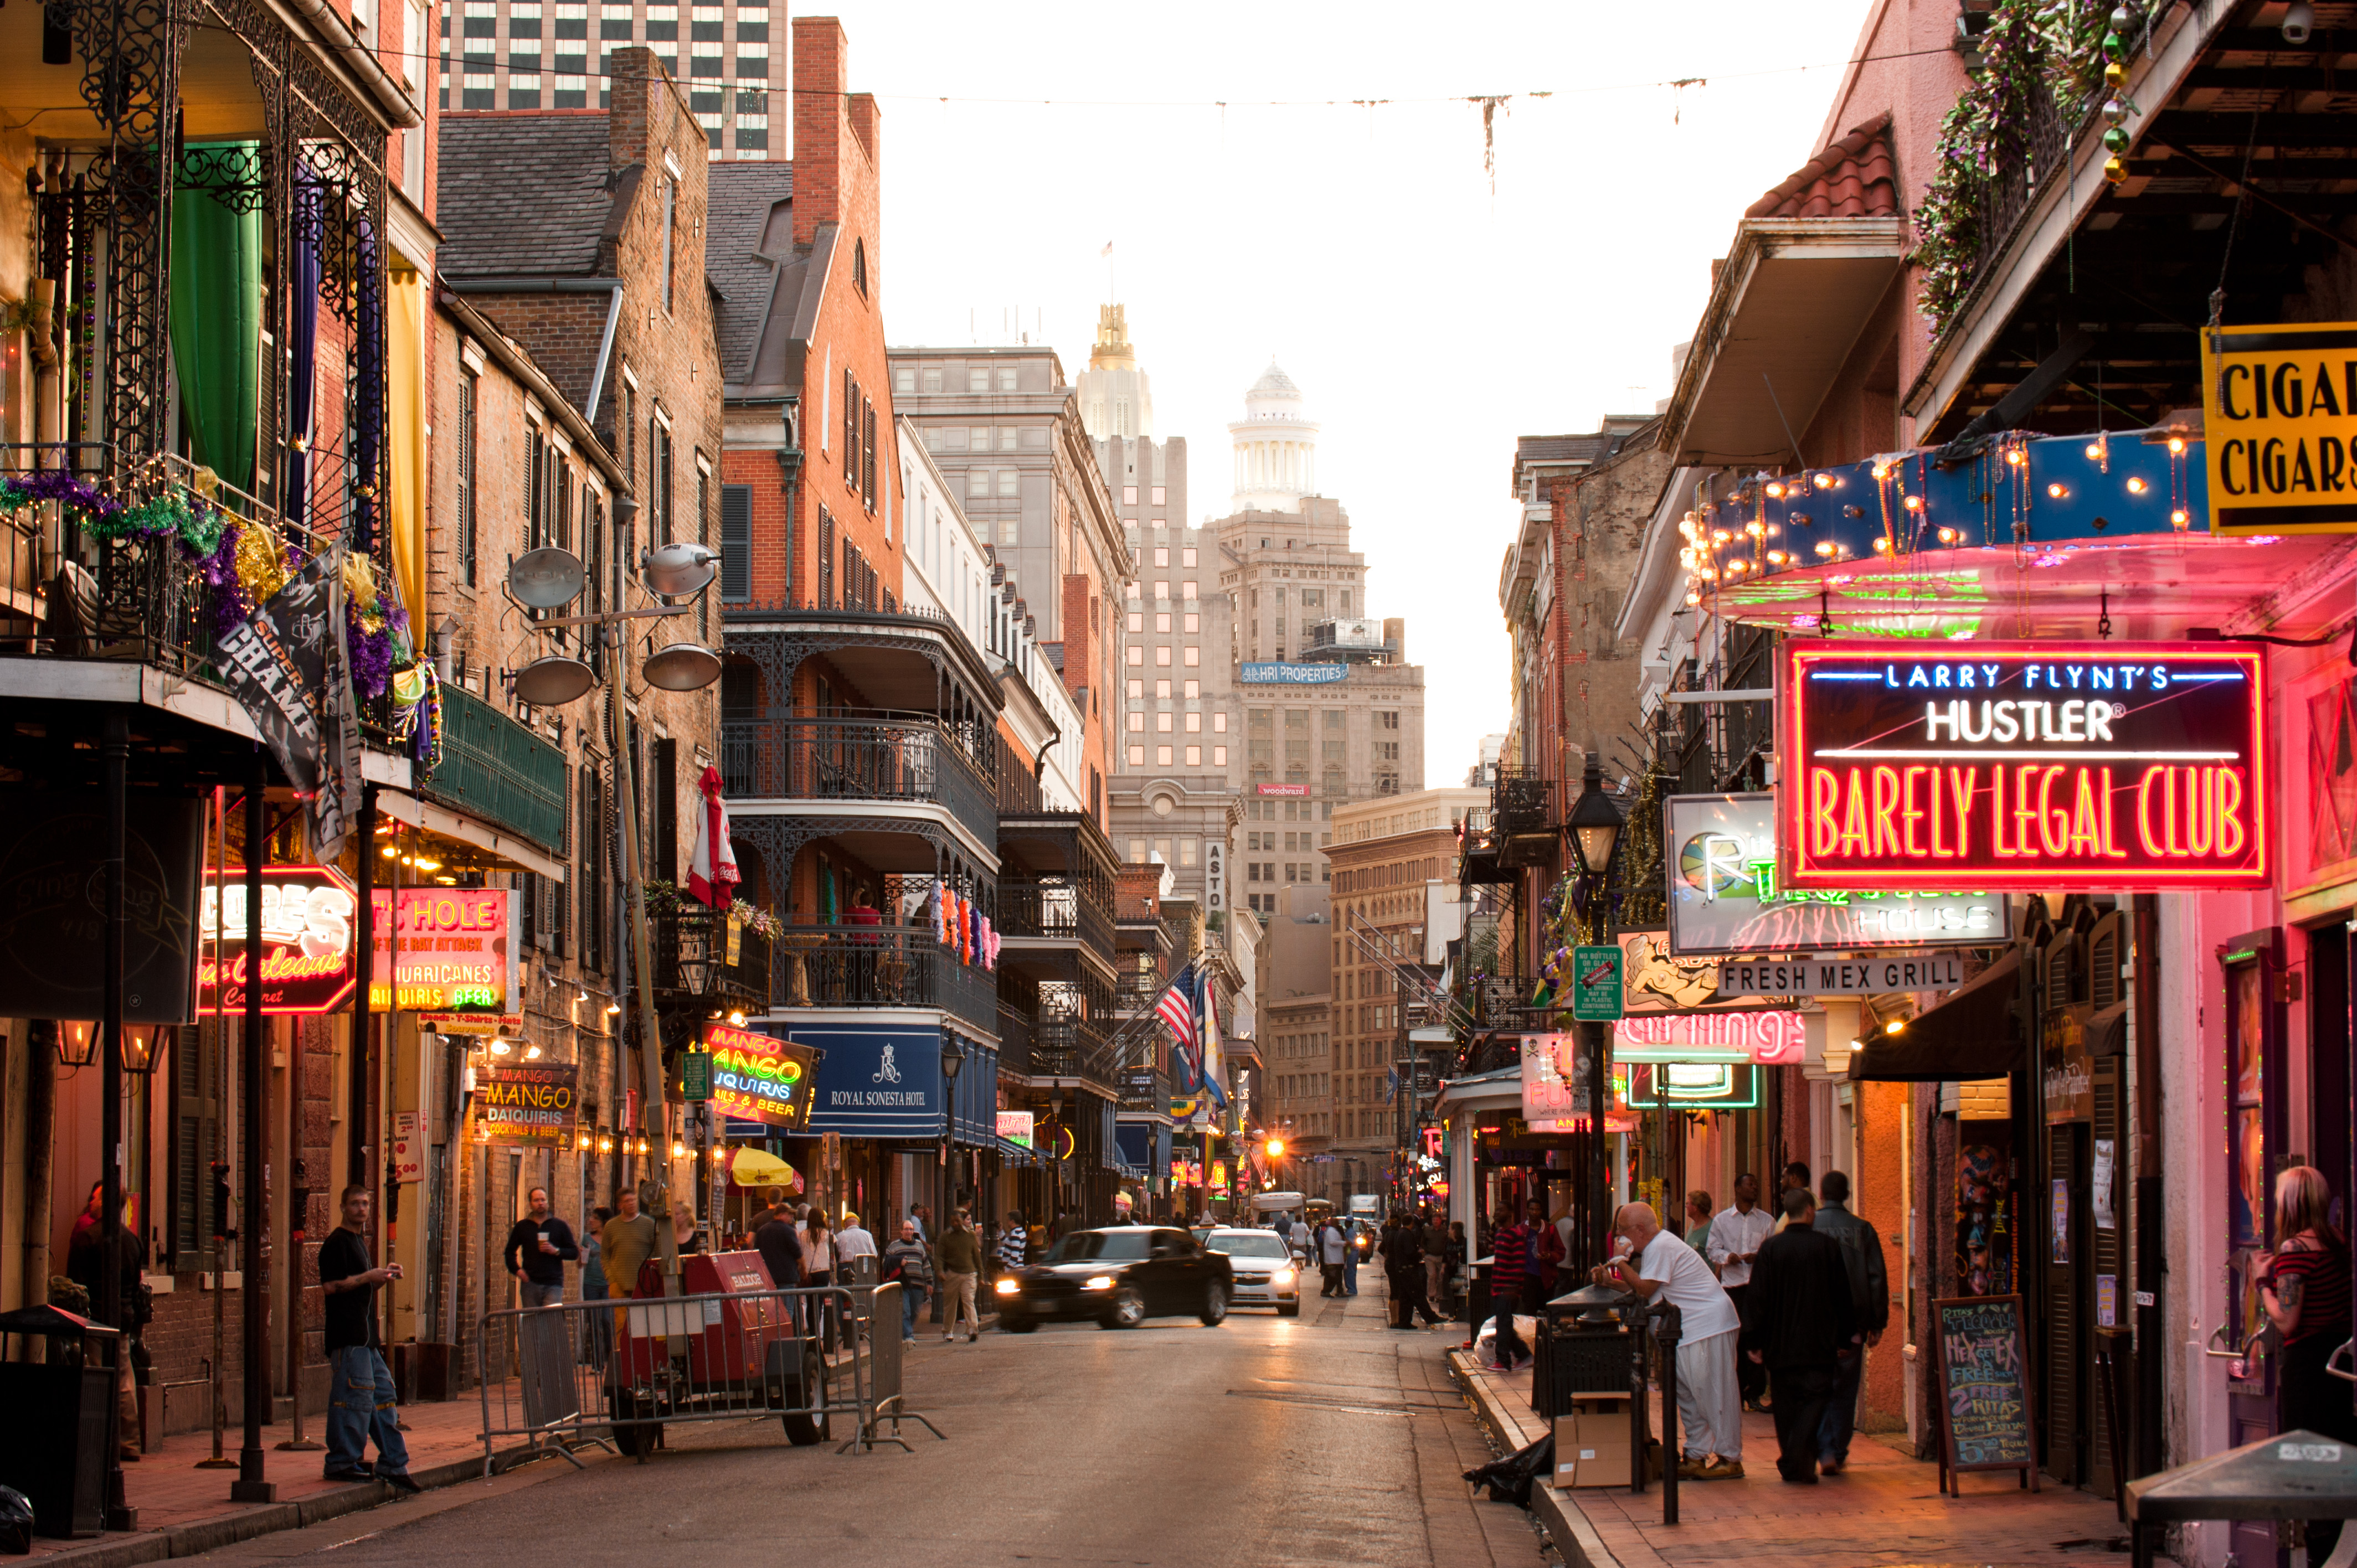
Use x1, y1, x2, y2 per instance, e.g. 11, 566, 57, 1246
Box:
1778, 640, 2268, 892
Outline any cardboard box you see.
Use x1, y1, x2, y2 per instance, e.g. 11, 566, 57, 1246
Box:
1553, 1413, 1635, 1488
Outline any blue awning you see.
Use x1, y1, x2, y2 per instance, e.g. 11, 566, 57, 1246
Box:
796, 1023, 947, 1139
1113, 1122, 1155, 1172
950, 1038, 999, 1147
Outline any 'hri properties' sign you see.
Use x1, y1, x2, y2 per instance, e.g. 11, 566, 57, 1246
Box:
1778, 641, 2267, 892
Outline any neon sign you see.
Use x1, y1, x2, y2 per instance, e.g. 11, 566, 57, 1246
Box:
1613, 1009, 1811, 1066
1778, 640, 2268, 891
704, 1022, 817, 1132
371, 887, 517, 1030
199, 866, 360, 1014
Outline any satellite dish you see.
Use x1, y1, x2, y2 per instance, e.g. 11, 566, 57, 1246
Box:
641, 641, 723, 692
642, 543, 717, 597
512, 654, 597, 705
510, 547, 586, 609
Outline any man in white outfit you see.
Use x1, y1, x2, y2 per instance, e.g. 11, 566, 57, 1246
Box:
1591, 1201, 1745, 1481
1707, 1173, 1776, 1413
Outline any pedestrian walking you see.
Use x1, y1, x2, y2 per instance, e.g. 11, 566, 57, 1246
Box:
1742, 1188, 1859, 1485
65, 1186, 145, 1460
1707, 1174, 1773, 1412
1771, 1161, 1812, 1234
1342, 1219, 1362, 1296
600, 1187, 658, 1298
754, 1201, 805, 1289
316, 1185, 419, 1491
805, 1209, 840, 1348
1318, 1218, 1346, 1297
2259, 1165, 2357, 1559
502, 1179, 575, 1301
996, 1209, 1028, 1272
1383, 1210, 1445, 1327
836, 1210, 878, 1284
938, 1211, 982, 1342
1683, 1191, 1716, 1260
1810, 1171, 1889, 1474
1445, 1220, 1468, 1317
578, 1207, 611, 1368
884, 1219, 934, 1343
1484, 1207, 1531, 1370
1419, 1210, 1450, 1321
1589, 1201, 1745, 1482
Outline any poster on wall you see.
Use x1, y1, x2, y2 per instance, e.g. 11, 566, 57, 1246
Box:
1778, 639, 2269, 891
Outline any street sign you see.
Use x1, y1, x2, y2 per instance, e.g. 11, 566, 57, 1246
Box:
681, 1049, 712, 1102
1569, 945, 1623, 1021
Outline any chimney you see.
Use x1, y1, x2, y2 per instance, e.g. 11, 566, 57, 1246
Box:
791, 17, 847, 245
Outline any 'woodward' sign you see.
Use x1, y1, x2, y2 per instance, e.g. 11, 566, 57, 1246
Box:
1778, 640, 2268, 892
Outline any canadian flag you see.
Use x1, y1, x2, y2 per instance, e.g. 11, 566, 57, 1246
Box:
686, 764, 739, 908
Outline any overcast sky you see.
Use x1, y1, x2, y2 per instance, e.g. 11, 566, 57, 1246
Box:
824, 0, 1875, 782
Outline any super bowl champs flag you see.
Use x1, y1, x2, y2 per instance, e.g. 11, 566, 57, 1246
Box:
215, 547, 363, 862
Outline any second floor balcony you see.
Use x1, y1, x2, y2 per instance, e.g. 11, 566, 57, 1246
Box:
769, 920, 998, 1038
721, 712, 997, 851
649, 901, 771, 1007
997, 874, 1115, 959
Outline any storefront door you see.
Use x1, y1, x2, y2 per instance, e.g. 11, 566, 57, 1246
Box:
2222, 929, 2287, 1568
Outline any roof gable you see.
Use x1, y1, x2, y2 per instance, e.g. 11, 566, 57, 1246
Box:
437, 116, 617, 276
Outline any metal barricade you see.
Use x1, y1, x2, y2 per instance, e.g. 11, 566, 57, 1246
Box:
475, 1277, 940, 1470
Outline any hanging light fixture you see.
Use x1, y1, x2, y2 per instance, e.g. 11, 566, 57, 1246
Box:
1563, 757, 1625, 878
121, 1024, 169, 1076
54, 1022, 97, 1069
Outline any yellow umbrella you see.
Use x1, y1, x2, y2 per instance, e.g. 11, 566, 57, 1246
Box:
728, 1146, 795, 1189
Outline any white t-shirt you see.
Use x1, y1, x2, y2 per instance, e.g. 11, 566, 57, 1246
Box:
1635, 1228, 1741, 1342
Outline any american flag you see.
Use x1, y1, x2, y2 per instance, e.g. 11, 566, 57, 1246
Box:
1158, 962, 1198, 1075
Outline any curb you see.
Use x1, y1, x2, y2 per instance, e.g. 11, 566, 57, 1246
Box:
32, 1445, 563, 1568
1448, 1348, 1624, 1568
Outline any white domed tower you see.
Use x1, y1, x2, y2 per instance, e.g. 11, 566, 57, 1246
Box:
1228, 360, 1319, 513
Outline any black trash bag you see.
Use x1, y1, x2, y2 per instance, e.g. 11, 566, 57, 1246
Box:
1463, 1431, 1553, 1509
0, 1486, 33, 1555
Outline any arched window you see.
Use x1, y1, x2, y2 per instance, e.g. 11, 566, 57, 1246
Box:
852, 238, 869, 297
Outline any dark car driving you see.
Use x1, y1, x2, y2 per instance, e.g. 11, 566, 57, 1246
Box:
993, 1226, 1234, 1331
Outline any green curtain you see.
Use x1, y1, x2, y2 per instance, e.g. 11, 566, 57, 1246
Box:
169, 147, 264, 496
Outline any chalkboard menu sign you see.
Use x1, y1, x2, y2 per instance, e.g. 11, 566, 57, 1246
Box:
1932, 1294, 2041, 1495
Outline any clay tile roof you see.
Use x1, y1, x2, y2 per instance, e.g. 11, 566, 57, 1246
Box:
1744, 114, 1897, 221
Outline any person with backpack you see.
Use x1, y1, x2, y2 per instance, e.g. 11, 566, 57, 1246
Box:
883, 1219, 934, 1344
1809, 1170, 1890, 1474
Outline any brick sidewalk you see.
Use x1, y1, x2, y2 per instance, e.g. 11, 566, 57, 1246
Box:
1453, 1353, 2157, 1568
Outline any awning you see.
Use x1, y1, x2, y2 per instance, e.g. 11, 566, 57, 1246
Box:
1433, 1065, 1523, 1115
2087, 1000, 2129, 1059
1847, 947, 2022, 1083
375, 786, 563, 880
994, 1135, 1037, 1166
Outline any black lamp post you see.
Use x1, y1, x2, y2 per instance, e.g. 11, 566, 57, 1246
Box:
1563, 756, 1624, 1272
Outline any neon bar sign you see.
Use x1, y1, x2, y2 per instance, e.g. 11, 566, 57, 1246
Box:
1778, 639, 2268, 891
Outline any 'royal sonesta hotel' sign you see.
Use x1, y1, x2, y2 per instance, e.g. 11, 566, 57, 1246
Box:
1777, 640, 2267, 891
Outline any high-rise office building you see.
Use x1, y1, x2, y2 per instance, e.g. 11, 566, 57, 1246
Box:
440, 0, 785, 159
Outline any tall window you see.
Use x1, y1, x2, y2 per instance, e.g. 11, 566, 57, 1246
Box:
719, 483, 751, 602
660, 174, 676, 313
843, 368, 860, 494
455, 371, 477, 585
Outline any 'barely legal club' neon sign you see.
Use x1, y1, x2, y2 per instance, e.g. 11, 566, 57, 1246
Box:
1778, 640, 2268, 891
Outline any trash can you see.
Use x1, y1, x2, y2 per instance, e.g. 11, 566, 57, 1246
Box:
1532, 1282, 1634, 1419
0, 1304, 121, 1539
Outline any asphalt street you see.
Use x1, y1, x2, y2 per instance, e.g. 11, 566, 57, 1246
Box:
178, 1285, 1550, 1568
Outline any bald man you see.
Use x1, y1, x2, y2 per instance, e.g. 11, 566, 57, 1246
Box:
1590, 1201, 1746, 1481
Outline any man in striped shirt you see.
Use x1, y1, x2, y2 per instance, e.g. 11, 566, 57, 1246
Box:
1486, 1210, 1532, 1371
996, 1210, 1028, 1271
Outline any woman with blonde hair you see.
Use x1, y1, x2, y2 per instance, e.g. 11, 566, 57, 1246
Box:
2257, 1164, 2353, 1556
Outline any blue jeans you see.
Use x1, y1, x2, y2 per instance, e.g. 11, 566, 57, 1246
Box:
1342, 1249, 1358, 1295
1816, 1348, 1864, 1464
519, 1280, 564, 1308
900, 1283, 927, 1340
326, 1345, 410, 1477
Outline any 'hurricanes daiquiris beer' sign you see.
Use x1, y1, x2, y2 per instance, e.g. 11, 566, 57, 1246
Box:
2201, 320, 2357, 533
1779, 641, 2268, 892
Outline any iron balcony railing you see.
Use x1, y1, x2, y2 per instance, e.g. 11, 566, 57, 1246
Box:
425, 682, 569, 852
1119, 1066, 1170, 1113
769, 921, 997, 1036
1113, 973, 1162, 1014
649, 902, 772, 1005
996, 875, 1115, 960
1034, 1015, 1118, 1091
1490, 765, 1555, 837
996, 1004, 1035, 1080
720, 714, 996, 847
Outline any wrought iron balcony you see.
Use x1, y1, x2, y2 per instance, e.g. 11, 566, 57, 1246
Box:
768, 921, 998, 1037
996, 874, 1115, 960
1490, 766, 1555, 837
720, 713, 996, 847
1113, 972, 1162, 1014
649, 901, 771, 1005
423, 682, 568, 852
1033, 1014, 1118, 1091
1119, 1065, 1170, 1113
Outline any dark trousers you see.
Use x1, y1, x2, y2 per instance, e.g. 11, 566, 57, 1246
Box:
1725, 1285, 1767, 1405
1768, 1364, 1841, 1483
2283, 1333, 2357, 1558
1816, 1348, 1864, 1463
1320, 1262, 1343, 1297
1400, 1261, 1443, 1325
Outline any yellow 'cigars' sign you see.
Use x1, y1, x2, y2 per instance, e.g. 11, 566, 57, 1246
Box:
2201, 319, 2357, 533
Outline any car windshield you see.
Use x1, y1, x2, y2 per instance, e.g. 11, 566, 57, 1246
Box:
1044, 1231, 1151, 1263
1206, 1233, 1290, 1259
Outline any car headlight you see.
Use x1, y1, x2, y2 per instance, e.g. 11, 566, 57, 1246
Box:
994, 1277, 1020, 1296
1273, 1267, 1296, 1286
1083, 1275, 1116, 1291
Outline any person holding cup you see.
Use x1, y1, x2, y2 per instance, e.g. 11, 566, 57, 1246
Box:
503, 1187, 579, 1308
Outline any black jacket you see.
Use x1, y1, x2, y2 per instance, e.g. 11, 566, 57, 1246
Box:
503, 1216, 579, 1287
1740, 1223, 1859, 1369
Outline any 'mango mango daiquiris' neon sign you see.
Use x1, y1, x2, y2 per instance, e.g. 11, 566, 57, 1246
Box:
1777, 640, 2268, 892
704, 1022, 817, 1132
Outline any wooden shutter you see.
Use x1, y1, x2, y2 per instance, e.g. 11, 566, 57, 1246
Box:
720, 484, 751, 601
843, 368, 858, 492
652, 737, 678, 885
456, 375, 477, 585
819, 509, 835, 607
863, 398, 877, 508
170, 1019, 224, 1268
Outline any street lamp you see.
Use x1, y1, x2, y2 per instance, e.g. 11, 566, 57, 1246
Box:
54, 1021, 97, 1069
121, 1023, 168, 1076
940, 1037, 967, 1082
1563, 754, 1624, 1277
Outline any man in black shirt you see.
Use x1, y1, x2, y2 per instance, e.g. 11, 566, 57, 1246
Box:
317, 1185, 419, 1490
502, 1187, 579, 1308
1742, 1188, 1860, 1484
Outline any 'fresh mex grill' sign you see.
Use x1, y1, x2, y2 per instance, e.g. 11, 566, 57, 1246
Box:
1778, 640, 2267, 892
704, 1023, 817, 1132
